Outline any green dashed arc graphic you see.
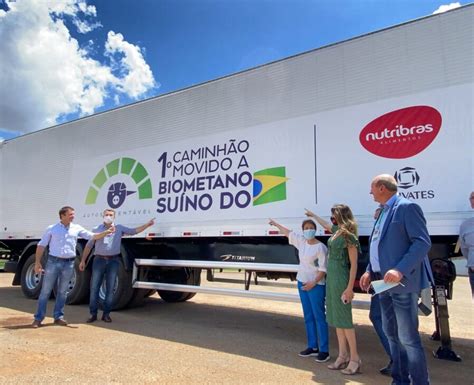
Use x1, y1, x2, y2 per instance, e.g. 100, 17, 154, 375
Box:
85, 158, 153, 204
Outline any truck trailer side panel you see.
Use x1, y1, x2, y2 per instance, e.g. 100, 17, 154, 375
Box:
1, 6, 472, 240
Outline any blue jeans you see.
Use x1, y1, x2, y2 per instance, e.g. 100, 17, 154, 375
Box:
469, 267, 474, 298
34, 256, 75, 321
89, 256, 119, 315
379, 291, 429, 385
369, 294, 392, 359
297, 281, 329, 352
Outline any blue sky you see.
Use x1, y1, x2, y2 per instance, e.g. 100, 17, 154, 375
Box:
0, 0, 467, 141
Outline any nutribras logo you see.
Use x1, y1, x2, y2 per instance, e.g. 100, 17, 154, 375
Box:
359, 106, 441, 159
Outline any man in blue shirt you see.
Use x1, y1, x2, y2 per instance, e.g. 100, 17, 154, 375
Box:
369, 206, 392, 376
32, 206, 114, 328
79, 208, 154, 323
360, 174, 432, 385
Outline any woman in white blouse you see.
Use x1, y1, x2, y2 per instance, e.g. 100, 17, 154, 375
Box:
269, 218, 330, 363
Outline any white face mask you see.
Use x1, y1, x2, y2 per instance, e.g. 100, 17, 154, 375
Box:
103, 215, 114, 224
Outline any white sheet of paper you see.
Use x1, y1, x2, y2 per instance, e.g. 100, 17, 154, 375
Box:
371, 279, 400, 295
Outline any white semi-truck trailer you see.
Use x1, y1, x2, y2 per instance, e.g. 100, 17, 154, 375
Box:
1, 4, 472, 360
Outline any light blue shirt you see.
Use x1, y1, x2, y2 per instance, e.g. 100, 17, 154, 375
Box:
370, 194, 398, 273
86, 223, 137, 256
38, 222, 94, 258
460, 217, 474, 268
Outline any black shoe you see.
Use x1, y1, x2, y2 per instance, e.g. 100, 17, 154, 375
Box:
315, 352, 331, 363
86, 314, 97, 323
298, 348, 319, 357
31, 320, 42, 328
379, 360, 393, 376
54, 318, 68, 326
102, 314, 112, 323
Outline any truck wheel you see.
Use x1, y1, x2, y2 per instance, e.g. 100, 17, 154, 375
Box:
20, 254, 44, 299
98, 258, 134, 311
126, 289, 151, 308
54, 258, 91, 305
158, 268, 201, 303
126, 289, 156, 308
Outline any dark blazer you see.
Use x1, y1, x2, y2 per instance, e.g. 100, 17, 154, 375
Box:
368, 195, 432, 293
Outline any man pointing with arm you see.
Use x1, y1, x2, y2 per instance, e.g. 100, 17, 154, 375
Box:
79, 209, 154, 323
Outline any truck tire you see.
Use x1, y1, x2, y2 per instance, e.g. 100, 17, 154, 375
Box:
20, 254, 44, 299
158, 268, 201, 303
54, 257, 91, 305
126, 289, 156, 308
98, 258, 134, 311
126, 289, 152, 308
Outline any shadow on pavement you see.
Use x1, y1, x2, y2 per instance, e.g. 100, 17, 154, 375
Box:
0, 282, 473, 384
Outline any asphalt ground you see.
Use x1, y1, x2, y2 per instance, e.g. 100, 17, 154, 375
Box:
0, 271, 472, 384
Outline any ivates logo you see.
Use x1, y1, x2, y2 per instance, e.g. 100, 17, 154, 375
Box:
85, 158, 153, 209
394, 167, 420, 189
359, 106, 441, 159
394, 167, 435, 200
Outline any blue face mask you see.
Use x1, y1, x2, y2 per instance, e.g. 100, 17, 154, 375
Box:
303, 229, 316, 240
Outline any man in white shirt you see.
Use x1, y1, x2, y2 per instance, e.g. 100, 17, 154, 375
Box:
32, 206, 114, 328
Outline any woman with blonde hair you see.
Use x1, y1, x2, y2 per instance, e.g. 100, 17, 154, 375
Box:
306, 204, 361, 375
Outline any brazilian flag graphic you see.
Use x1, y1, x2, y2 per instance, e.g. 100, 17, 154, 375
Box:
253, 167, 288, 206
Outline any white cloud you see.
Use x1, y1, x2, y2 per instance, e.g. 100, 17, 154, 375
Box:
432, 2, 461, 14
77, 1, 97, 17
105, 31, 156, 99
50, 0, 101, 33
0, 0, 157, 134
73, 18, 102, 34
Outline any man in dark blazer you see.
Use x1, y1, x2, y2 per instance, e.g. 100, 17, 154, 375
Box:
360, 174, 432, 385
